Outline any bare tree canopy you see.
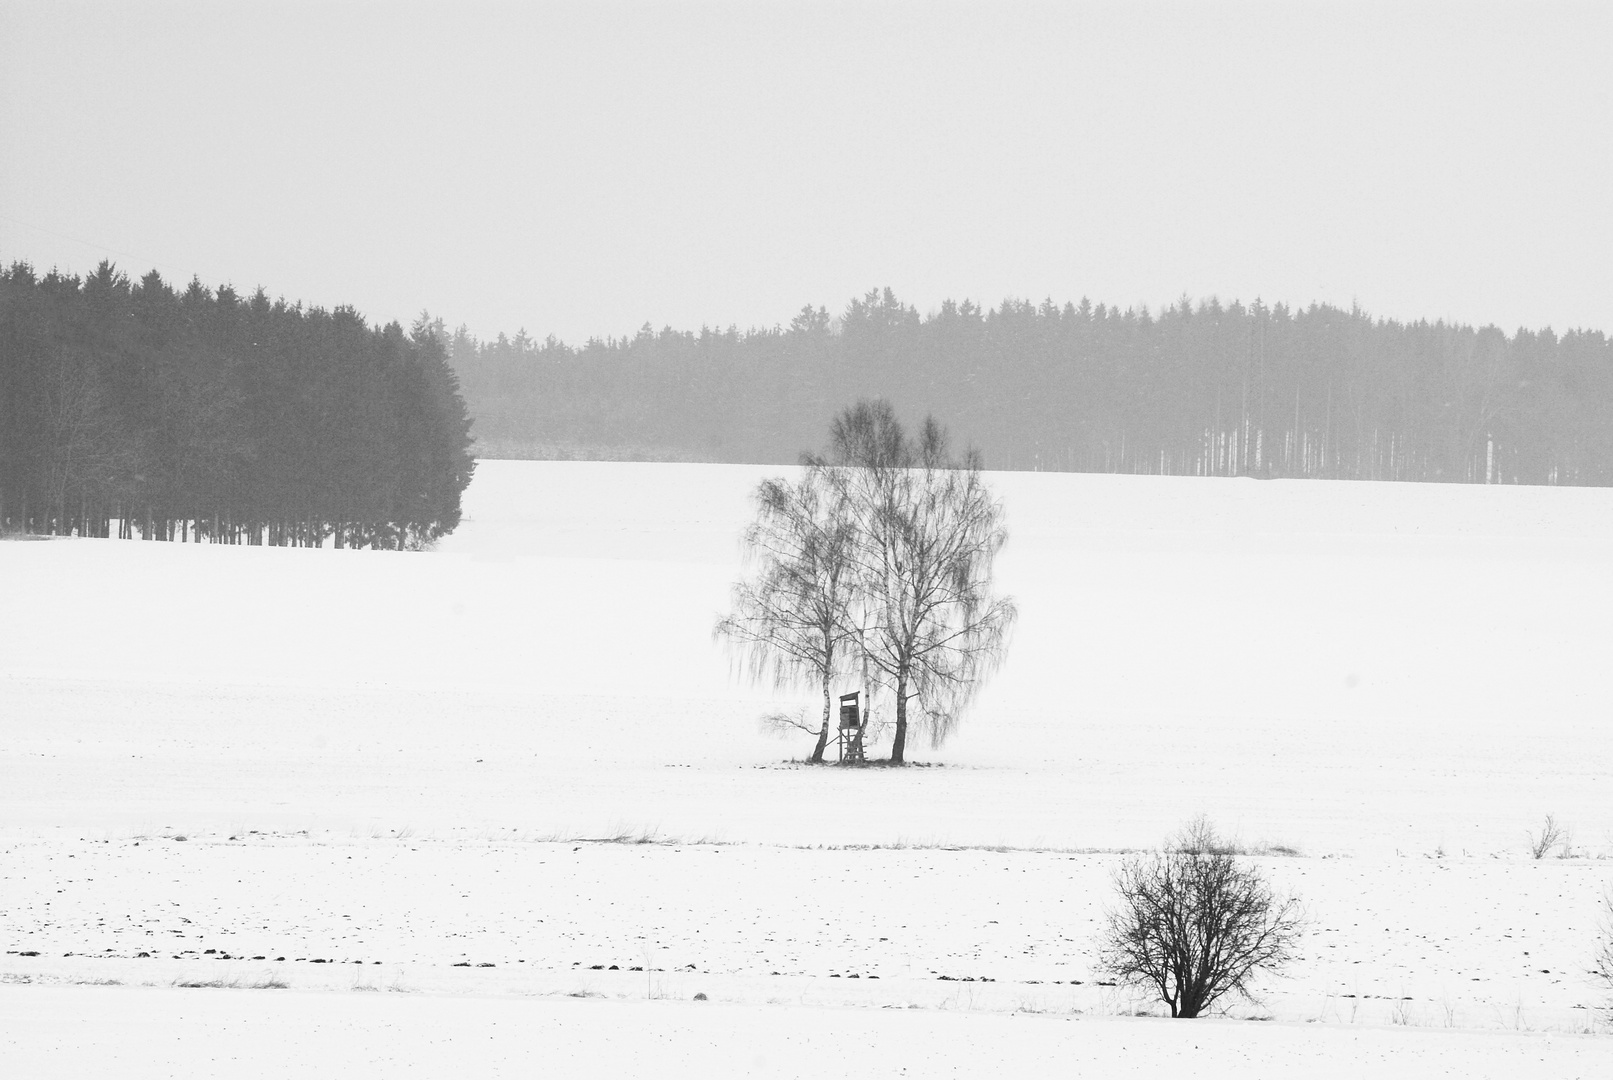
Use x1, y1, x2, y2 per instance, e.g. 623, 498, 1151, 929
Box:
1099, 822, 1304, 1018
813, 401, 1017, 764
719, 400, 1015, 765
722, 401, 1012, 767
715, 469, 856, 763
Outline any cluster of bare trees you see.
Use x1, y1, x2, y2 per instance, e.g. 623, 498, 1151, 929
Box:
717, 400, 1016, 765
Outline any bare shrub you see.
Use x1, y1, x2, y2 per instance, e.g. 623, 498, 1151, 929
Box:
1099, 833, 1304, 1018
1167, 816, 1300, 858
1526, 814, 1567, 860
1595, 885, 1613, 1022
1167, 814, 1239, 856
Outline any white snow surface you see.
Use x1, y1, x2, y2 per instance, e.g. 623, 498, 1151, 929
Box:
3, 985, 1608, 1080
3, 460, 1612, 1074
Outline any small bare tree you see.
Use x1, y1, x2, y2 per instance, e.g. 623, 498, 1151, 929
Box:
814, 401, 1017, 764
1099, 821, 1303, 1018
1526, 814, 1567, 860
1167, 813, 1241, 856
716, 469, 856, 763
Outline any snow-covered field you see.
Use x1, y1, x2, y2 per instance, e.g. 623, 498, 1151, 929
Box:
4, 460, 1612, 1075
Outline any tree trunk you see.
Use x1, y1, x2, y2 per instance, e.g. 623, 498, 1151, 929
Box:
890, 674, 908, 764
806, 672, 832, 764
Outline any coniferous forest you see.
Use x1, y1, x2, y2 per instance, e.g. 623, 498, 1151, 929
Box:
0, 261, 475, 546
9, 265, 1612, 547
451, 288, 1613, 486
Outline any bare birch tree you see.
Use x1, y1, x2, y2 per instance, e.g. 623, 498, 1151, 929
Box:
715, 469, 856, 763
814, 401, 1016, 764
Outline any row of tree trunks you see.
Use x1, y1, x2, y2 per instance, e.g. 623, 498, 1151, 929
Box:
0, 508, 411, 549
1021, 423, 1531, 484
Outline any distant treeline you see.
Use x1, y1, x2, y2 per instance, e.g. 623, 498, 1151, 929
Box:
450, 288, 1613, 485
0, 260, 475, 546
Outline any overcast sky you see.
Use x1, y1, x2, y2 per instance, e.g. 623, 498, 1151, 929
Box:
2, 1, 1608, 343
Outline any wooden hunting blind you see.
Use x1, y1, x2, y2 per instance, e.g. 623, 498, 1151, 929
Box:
837, 691, 866, 764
